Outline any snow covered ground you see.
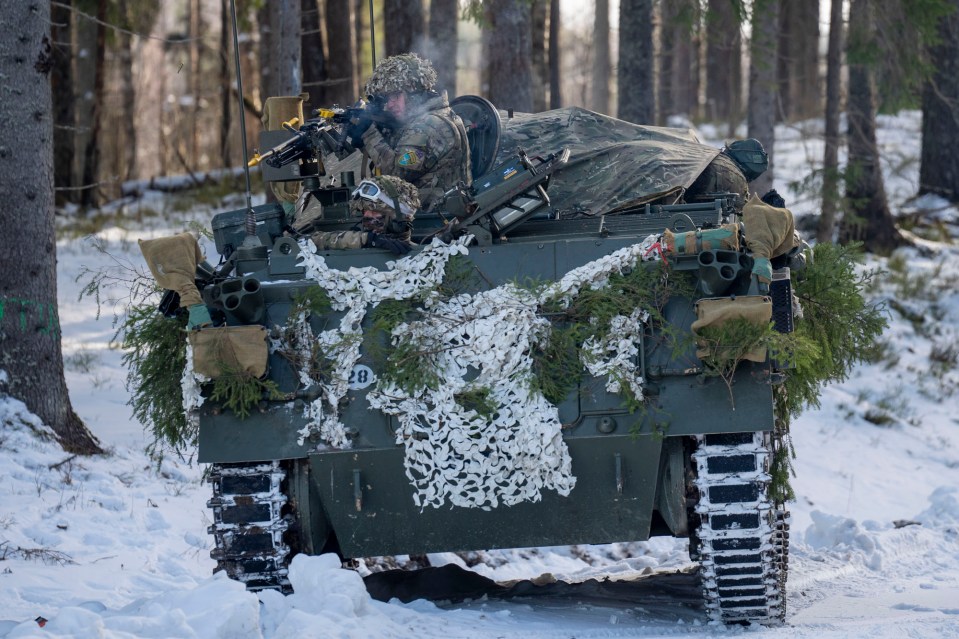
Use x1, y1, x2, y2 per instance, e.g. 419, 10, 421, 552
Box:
2, 111, 959, 638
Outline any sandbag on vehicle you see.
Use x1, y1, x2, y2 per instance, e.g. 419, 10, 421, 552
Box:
691, 295, 773, 363
189, 325, 269, 379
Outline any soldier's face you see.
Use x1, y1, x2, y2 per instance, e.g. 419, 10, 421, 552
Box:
385, 92, 406, 118
361, 209, 386, 231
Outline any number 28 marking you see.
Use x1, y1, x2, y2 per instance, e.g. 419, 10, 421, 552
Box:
348, 364, 375, 389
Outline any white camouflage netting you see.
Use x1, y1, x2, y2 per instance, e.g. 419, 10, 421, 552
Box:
293, 233, 664, 509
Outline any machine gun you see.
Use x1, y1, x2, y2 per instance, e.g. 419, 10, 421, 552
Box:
425, 147, 571, 245
248, 100, 397, 177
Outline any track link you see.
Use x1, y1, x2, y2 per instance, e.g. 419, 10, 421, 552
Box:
207, 461, 292, 592
692, 432, 789, 624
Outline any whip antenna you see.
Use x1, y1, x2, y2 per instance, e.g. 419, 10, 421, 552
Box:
229, 0, 258, 242
368, 0, 376, 70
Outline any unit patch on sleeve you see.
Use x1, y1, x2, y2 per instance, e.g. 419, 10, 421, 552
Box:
398, 149, 424, 167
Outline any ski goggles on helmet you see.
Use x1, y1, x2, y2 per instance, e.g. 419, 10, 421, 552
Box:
351, 179, 415, 219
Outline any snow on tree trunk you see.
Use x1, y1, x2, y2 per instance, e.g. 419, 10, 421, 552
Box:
0, 0, 102, 455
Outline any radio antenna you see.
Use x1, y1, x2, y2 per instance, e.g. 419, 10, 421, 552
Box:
229, 0, 258, 242
368, 0, 376, 71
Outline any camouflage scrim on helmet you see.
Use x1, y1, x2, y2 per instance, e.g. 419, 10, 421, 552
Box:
364, 53, 438, 98
349, 174, 421, 220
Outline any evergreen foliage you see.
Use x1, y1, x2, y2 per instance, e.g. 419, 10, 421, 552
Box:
533, 264, 688, 411
119, 303, 191, 456
783, 242, 887, 416
454, 387, 497, 419
209, 371, 282, 419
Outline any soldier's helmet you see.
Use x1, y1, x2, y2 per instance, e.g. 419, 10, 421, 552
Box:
349, 175, 420, 222
364, 53, 438, 98
723, 138, 769, 182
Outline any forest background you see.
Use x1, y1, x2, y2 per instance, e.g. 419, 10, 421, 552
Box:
4, 0, 958, 453
50, 0, 959, 258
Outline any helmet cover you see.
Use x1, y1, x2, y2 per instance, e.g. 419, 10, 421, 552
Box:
364, 53, 438, 98
349, 175, 420, 221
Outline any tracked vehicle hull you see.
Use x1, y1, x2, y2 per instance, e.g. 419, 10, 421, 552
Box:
184, 93, 803, 623
194, 198, 791, 623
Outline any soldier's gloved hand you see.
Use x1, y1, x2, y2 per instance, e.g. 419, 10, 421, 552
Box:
367, 231, 412, 255
346, 114, 373, 149
187, 303, 214, 329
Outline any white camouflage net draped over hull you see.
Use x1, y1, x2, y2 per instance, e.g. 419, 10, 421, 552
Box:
296, 234, 663, 509
296, 237, 472, 447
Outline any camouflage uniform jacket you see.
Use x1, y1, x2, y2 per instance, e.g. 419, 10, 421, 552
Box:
362, 92, 471, 211
686, 152, 749, 211
310, 225, 413, 251
310, 229, 367, 250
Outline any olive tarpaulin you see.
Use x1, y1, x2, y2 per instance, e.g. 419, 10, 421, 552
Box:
495, 107, 723, 216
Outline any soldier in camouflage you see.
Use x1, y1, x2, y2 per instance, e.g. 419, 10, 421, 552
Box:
686, 138, 768, 211
310, 175, 420, 255
347, 53, 471, 212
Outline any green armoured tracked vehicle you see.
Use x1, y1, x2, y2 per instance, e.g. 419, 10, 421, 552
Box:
186, 97, 799, 624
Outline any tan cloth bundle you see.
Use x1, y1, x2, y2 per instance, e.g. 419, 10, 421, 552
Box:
691, 295, 773, 363
742, 194, 798, 261
188, 325, 269, 379
138, 232, 203, 308
663, 223, 740, 255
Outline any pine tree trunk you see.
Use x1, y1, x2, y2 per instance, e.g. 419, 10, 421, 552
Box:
188, 0, 202, 168
258, 4, 272, 102
842, 0, 903, 254
796, 2, 820, 120
485, 0, 534, 112
705, 0, 742, 130
429, 0, 459, 97
0, 0, 102, 455
301, 0, 328, 106
220, 0, 233, 169
660, 0, 696, 121
747, 0, 780, 198
777, 2, 820, 122
79, 0, 106, 209
659, 1, 676, 123
384, 0, 425, 57
549, 0, 562, 108
531, 0, 548, 112
327, 0, 358, 105
818, 0, 844, 242
138, 12, 166, 178
269, 0, 302, 96
591, 0, 611, 114
617, 0, 654, 124
51, 0, 76, 205
919, 0, 959, 202
117, 0, 137, 182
